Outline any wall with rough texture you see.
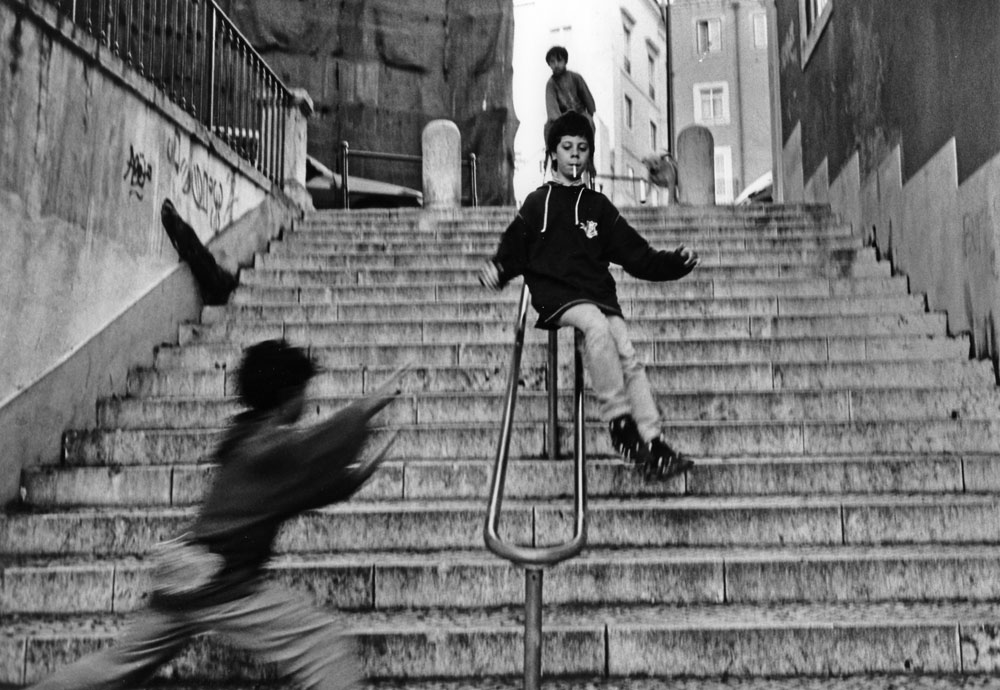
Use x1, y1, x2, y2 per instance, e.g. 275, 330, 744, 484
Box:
219, 0, 517, 204
775, 0, 1000, 371
0, 0, 301, 502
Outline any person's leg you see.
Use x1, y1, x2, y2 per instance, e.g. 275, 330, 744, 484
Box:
209, 584, 361, 690
606, 315, 661, 442
556, 304, 630, 422
29, 607, 193, 690
606, 315, 694, 480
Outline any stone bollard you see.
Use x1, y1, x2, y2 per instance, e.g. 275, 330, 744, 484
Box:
422, 120, 462, 209
282, 88, 315, 211
676, 125, 715, 205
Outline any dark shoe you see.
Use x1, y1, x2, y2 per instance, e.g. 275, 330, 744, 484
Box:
640, 436, 694, 481
609, 414, 643, 463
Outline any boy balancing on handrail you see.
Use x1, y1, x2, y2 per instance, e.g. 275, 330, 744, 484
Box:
479, 110, 699, 481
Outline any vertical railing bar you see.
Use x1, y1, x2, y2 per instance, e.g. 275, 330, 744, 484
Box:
206, 5, 216, 128
188, 0, 198, 115
134, 0, 143, 72
157, 0, 167, 89
524, 568, 543, 690
340, 140, 350, 209
278, 87, 287, 185
469, 152, 478, 207
547, 330, 558, 460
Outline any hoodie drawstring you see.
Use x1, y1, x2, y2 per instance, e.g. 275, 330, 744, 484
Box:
541, 184, 585, 233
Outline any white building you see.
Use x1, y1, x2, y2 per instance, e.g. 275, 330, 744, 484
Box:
512, 0, 670, 206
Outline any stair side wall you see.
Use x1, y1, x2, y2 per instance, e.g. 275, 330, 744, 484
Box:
773, 0, 1000, 370
0, 0, 301, 503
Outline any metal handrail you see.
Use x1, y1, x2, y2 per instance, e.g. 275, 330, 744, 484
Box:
338, 140, 479, 209
483, 284, 588, 690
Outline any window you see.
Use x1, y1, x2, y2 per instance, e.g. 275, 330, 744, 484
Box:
624, 95, 633, 129
696, 18, 721, 55
693, 82, 730, 125
648, 54, 657, 99
650, 121, 658, 151
753, 13, 767, 48
714, 147, 733, 203
623, 24, 632, 74
799, 0, 832, 65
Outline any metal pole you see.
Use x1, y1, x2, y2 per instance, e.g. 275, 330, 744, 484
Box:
547, 330, 558, 460
469, 152, 478, 207
524, 568, 543, 690
340, 140, 350, 209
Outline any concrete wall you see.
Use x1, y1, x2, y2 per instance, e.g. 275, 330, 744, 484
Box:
0, 0, 303, 503
774, 0, 1000, 368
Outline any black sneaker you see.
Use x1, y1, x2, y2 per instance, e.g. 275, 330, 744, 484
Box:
640, 436, 694, 481
608, 414, 643, 463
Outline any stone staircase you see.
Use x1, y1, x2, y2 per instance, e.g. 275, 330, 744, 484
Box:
4, 204, 1000, 689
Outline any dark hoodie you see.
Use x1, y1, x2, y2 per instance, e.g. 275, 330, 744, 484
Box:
492, 182, 694, 327
151, 398, 383, 609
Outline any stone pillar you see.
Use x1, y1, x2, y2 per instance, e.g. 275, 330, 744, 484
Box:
282, 88, 314, 211
422, 120, 462, 209
677, 125, 716, 205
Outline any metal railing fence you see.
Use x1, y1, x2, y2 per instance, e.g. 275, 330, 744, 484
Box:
53, 0, 291, 185
339, 140, 479, 209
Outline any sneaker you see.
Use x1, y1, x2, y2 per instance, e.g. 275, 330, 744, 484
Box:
608, 414, 643, 463
640, 436, 694, 481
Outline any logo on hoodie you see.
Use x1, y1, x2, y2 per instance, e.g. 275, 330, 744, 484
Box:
579, 219, 598, 239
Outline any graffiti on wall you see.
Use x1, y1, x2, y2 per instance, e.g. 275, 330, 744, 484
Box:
165, 131, 233, 232
123, 144, 153, 200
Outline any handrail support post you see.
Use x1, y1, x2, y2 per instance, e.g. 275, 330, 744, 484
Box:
524, 567, 543, 690
547, 330, 559, 460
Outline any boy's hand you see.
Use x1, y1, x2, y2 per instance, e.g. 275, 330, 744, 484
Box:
675, 245, 700, 270
478, 261, 502, 290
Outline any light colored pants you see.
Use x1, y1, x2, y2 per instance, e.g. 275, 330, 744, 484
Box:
30, 584, 361, 690
557, 303, 662, 442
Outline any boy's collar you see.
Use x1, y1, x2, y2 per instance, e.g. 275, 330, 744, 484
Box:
548, 179, 586, 188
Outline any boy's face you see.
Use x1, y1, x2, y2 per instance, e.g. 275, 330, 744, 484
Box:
550, 134, 590, 183
547, 57, 567, 76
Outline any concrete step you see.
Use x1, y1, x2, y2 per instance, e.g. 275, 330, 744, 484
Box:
292, 218, 849, 237
8, 494, 1000, 558
8, 544, 1000, 615
266, 233, 865, 258
21, 452, 1000, 509
256, 247, 875, 271
141, 335, 969, 383
5, 600, 1000, 683
173, 313, 949, 350
58, 417, 1000, 466
237, 263, 890, 288
229, 275, 913, 305
105, 361, 997, 428
199, 295, 927, 327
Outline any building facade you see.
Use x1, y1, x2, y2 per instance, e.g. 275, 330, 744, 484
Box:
669, 0, 773, 202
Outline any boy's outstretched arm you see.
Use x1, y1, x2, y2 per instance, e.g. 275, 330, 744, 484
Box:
609, 214, 700, 281
479, 214, 529, 291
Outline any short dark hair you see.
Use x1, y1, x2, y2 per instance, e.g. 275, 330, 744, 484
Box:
545, 45, 568, 64
235, 339, 318, 412
546, 110, 594, 156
